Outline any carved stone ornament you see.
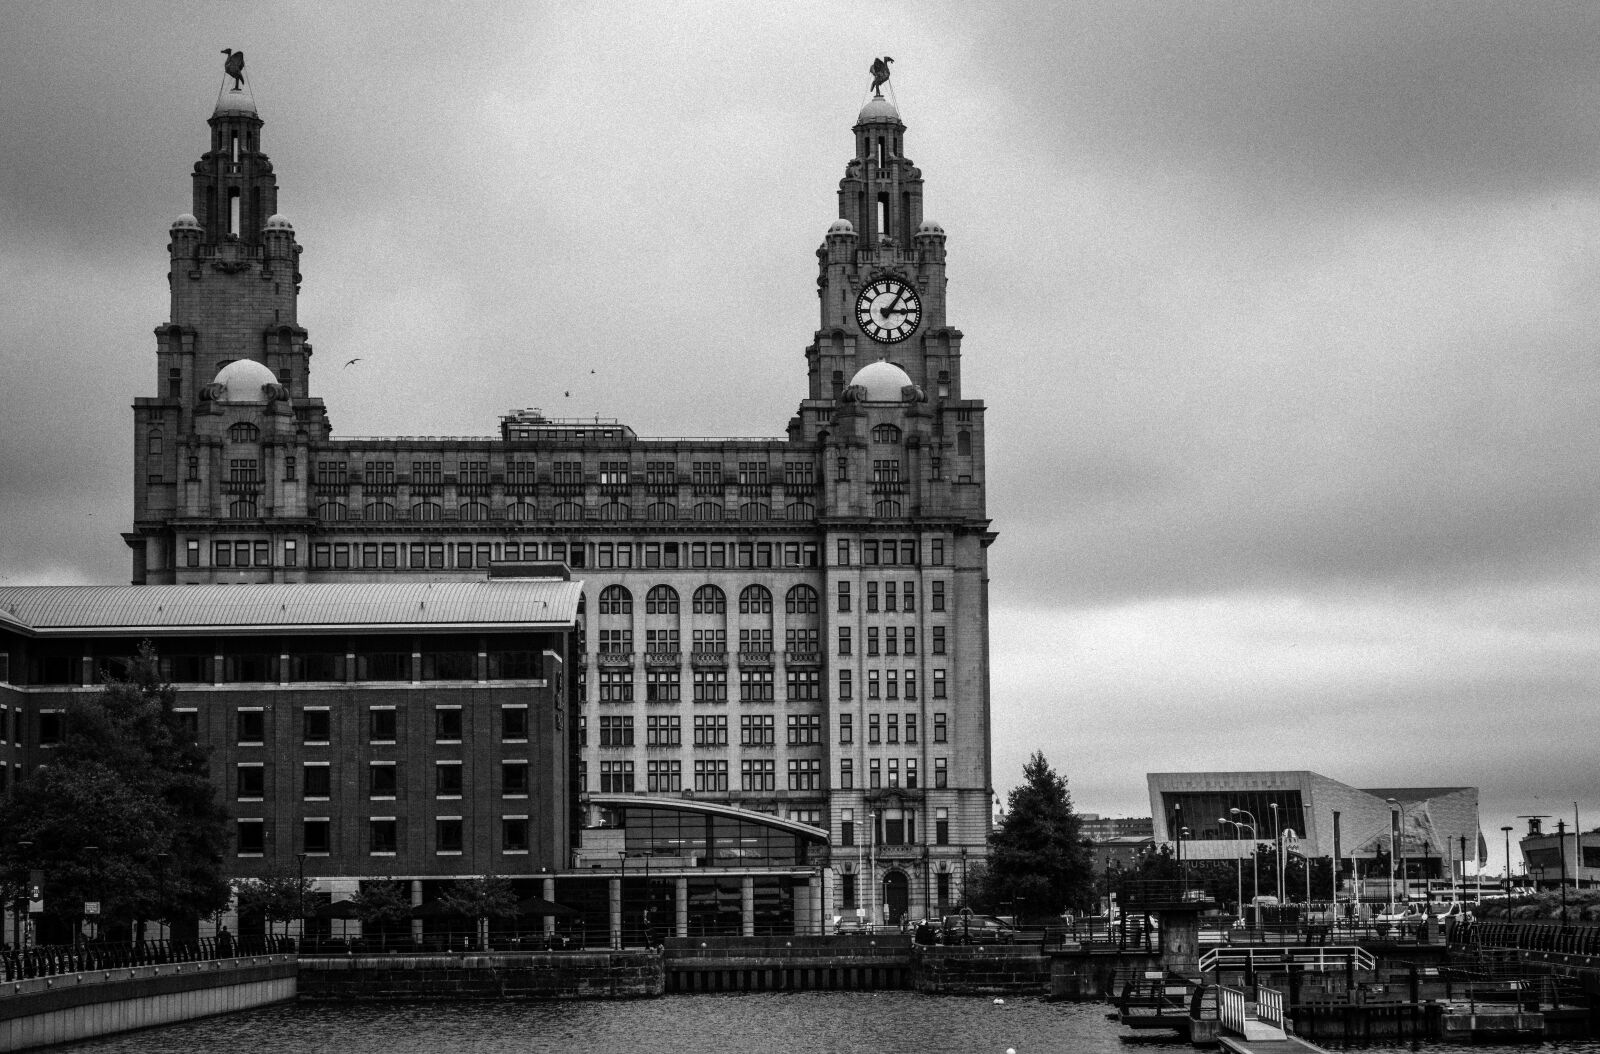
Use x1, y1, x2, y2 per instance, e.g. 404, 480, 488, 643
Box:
212, 258, 252, 274
900, 383, 926, 404
840, 384, 871, 404
199, 382, 225, 402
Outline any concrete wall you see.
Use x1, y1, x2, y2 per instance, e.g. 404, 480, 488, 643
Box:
298, 951, 662, 1000
0, 954, 296, 1052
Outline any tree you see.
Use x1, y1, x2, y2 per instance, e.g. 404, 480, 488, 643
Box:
351, 878, 412, 932
233, 868, 311, 936
441, 873, 519, 950
0, 641, 231, 939
976, 752, 1094, 919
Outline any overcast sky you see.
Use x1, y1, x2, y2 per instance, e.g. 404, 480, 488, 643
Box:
4, 2, 1598, 877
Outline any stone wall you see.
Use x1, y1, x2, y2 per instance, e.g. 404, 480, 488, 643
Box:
912, 945, 1052, 994
298, 951, 662, 1000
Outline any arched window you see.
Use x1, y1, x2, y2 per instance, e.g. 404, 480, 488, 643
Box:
693, 501, 724, 521
646, 585, 679, 615
553, 501, 584, 521
459, 501, 489, 522
739, 502, 770, 521
874, 499, 902, 518
872, 424, 902, 443
599, 501, 630, 521
785, 501, 816, 521
227, 422, 260, 442
229, 497, 258, 518
692, 585, 726, 615
646, 502, 676, 521
507, 501, 536, 522
957, 431, 971, 456
411, 501, 442, 521
739, 585, 772, 615
600, 585, 633, 615
786, 585, 819, 615
316, 501, 347, 522
364, 501, 395, 522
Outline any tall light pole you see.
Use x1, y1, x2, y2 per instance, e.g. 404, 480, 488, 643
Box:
1385, 798, 1406, 908
295, 852, 307, 945
1269, 802, 1285, 904
1501, 826, 1514, 897
1573, 803, 1582, 891
1220, 818, 1243, 918
1555, 820, 1570, 924
1230, 808, 1260, 921
618, 851, 627, 949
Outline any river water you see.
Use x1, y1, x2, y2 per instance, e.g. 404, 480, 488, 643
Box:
44, 993, 1600, 1054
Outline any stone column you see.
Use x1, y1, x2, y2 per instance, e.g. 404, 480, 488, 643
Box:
410, 879, 424, 944
609, 876, 622, 949
741, 876, 755, 937
543, 875, 556, 938
675, 878, 689, 938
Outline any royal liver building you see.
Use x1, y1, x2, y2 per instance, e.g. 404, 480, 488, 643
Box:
127, 60, 994, 923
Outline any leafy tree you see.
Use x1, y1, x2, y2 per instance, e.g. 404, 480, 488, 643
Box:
351, 878, 412, 930
0, 642, 231, 937
976, 752, 1094, 919
442, 873, 518, 949
233, 868, 311, 936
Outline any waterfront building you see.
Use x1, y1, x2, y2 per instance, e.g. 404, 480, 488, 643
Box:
1147, 771, 1483, 902
1518, 816, 1600, 890
116, 66, 994, 924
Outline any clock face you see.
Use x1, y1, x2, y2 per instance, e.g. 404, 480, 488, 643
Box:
855, 278, 922, 344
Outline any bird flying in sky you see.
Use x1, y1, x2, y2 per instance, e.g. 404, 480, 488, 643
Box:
344, 358, 361, 368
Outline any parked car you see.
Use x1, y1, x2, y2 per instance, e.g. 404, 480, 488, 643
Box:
941, 913, 1017, 945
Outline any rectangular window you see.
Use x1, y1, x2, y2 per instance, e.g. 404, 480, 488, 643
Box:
302, 708, 331, 743
501, 706, 529, 740
599, 669, 635, 702
787, 758, 822, 791
934, 712, 947, 743
502, 818, 530, 853
236, 819, 265, 856
839, 758, 853, 790
839, 713, 853, 743
434, 707, 463, 741
935, 757, 948, 789
867, 670, 880, 700
884, 582, 897, 612
838, 627, 852, 655
931, 537, 945, 565
903, 627, 916, 655
739, 668, 774, 702
867, 627, 879, 656
436, 818, 464, 854
236, 764, 264, 799
786, 713, 822, 745
740, 758, 775, 792
906, 713, 918, 744
647, 714, 682, 746
369, 763, 397, 798
737, 461, 768, 485
647, 759, 682, 793
841, 809, 855, 847
933, 669, 947, 699
837, 582, 851, 612
370, 819, 398, 854
369, 707, 397, 743
869, 758, 881, 789
838, 669, 852, 700
646, 669, 681, 702
888, 758, 900, 788
836, 539, 850, 565
785, 461, 814, 486
284, 539, 298, 567
932, 581, 946, 611
906, 758, 918, 789
868, 713, 881, 744
435, 762, 464, 797
932, 626, 946, 655
886, 713, 899, 744
693, 759, 729, 792
693, 714, 728, 746
303, 819, 331, 855
502, 761, 529, 795
785, 668, 820, 701
866, 582, 879, 612
740, 713, 775, 746
302, 763, 331, 798
236, 708, 264, 744
599, 714, 635, 747
905, 670, 917, 700
693, 669, 728, 703
936, 808, 949, 845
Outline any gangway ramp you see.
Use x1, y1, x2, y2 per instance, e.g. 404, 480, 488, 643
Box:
1200, 946, 1374, 975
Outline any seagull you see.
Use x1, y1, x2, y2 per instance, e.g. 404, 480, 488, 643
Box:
564, 390, 570, 397
344, 358, 361, 368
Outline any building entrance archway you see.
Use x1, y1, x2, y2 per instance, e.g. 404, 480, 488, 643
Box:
883, 870, 909, 925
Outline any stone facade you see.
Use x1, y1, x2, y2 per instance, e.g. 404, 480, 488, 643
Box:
122, 74, 994, 922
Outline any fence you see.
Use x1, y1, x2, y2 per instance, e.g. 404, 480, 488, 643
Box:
1257, 984, 1285, 1028
0, 936, 293, 984
1465, 920, 1600, 956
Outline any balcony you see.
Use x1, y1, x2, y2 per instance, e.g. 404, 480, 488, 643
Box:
690, 650, 728, 668
784, 648, 822, 666
595, 651, 634, 668
737, 650, 774, 666
644, 650, 682, 666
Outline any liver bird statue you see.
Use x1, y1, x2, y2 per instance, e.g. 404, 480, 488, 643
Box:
222, 48, 245, 91
870, 56, 893, 96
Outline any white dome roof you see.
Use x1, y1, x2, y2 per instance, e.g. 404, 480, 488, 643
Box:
849, 360, 914, 401
918, 219, 944, 235
264, 213, 293, 231
172, 213, 202, 231
213, 87, 258, 117
212, 359, 278, 403
856, 96, 901, 124
828, 218, 855, 234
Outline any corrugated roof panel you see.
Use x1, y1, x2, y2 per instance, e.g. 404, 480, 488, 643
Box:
0, 581, 585, 633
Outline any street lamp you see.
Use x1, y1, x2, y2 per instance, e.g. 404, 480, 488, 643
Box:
82, 845, 100, 944
156, 852, 171, 945
1178, 827, 1190, 893
618, 851, 627, 949
1219, 818, 1243, 918
959, 846, 968, 910
295, 852, 308, 946
1269, 802, 1285, 905
1501, 826, 1513, 898
1555, 820, 1570, 926
1385, 798, 1405, 910
1230, 809, 1260, 926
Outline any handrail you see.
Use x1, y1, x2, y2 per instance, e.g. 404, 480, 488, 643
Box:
1256, 985, 1285, 1029
0, 936, 293, 984
1217, 985, 1248, 1034
1198, 944, 1374, 974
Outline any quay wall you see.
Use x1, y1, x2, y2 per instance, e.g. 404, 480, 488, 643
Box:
297, 951, 663, 1000
0, 954, 297, 1053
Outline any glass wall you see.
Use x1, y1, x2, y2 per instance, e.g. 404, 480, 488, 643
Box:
1158, 790, 1307, 842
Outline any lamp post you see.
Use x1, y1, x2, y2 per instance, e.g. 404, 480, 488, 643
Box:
1555, 820, 1570, 925
1385, 798, 1405, 909
1501, 826, 1513, 898
1177, 826, 1190, 894
618, 851, 627, 949
82, 845, 100, 944
959, 846, 968, 910
1269, 802, 1285, 904
156, 852, 170, 945
1219, 818, 1243, 918
1230, 808, 1260, 926
295, 852, 307, 946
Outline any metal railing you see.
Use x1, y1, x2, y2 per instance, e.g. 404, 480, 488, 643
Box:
0, 936, 293, 984
1218, 985, 1248, 1034
1257, 985, 1285, 1028
1198, 945, 1375, 974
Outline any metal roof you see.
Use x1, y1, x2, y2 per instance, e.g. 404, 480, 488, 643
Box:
587, 793, 830, 844
0, 581, 584, 636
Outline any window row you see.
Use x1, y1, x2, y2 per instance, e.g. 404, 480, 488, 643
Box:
837, 669, 946, 701
314, 500, 820, 524
235, 816, 532, 856
839, 711, 947, 744
235, 759, 533, 800
839, 806, 953, 847
597, 584, 819, 616
838, 580, 946, 612
322, 459, 822, 488
834, 537, 946, 567
233, 705, 531, 745
589, 713, 826, 750
840, 626, 942, 656
838, 756, 948, 790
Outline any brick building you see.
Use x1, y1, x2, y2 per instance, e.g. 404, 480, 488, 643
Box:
118, 68, 994, 924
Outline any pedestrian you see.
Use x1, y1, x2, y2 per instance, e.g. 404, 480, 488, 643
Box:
216, 924, 234, 959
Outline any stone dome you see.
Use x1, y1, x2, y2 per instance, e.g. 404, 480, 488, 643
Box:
828, 219, 855, 234
213, 87, 258, 117
917, 219, 944, 235
172, 213, 202, 231
212, 359, 279, 403
856, 96, 901, 125
264, 214, 293, 231
848, 360, 914, 401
